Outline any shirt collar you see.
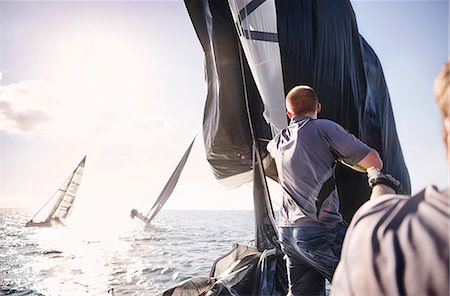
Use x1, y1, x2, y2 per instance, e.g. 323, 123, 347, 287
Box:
291, 115, 312, 124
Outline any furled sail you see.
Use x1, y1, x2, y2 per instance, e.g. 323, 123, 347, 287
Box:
25, 156, 86, 227
130, 137, 196, 225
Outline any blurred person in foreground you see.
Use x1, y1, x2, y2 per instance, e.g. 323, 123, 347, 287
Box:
331, 61, 450, 295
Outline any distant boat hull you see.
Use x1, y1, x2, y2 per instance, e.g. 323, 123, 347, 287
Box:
130, 209, 151, 224
25, 218, 64, 228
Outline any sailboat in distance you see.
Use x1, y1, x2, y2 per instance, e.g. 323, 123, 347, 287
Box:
130, 136, 196, 225
25, 156, 86, 227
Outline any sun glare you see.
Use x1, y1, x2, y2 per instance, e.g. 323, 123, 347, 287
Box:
39, 27, 160, 140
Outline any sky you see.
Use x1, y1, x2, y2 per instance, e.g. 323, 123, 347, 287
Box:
1, 0, 449, 222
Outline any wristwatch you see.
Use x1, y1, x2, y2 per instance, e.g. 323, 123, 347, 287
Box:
367, 167, 400, 193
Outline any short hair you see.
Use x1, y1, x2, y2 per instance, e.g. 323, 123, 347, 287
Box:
286, 85, 318, 115
434, 61, 449, 119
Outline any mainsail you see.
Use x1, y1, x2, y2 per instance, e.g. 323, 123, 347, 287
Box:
25, 156, 86, 227
130, 137, 196, 225
161, 0, 411, 294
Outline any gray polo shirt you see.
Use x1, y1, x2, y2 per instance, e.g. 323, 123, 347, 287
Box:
267, 115, 371, 227
331, 186, 449, 296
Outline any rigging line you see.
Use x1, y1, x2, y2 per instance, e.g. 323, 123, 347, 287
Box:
232, 1, 256, 143
47, 166, 80, 220
30, 174, 72, 221
44, 159, 85, 221
243, 182, 281, 208
233, 2, 278, 228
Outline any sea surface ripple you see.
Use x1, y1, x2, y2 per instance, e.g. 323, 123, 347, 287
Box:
0, 209, 255, 295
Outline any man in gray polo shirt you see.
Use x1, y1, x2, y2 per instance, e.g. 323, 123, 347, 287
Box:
267, 85, 383, 295
331, 62, 449, 295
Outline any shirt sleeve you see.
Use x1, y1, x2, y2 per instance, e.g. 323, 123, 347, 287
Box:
318, 120, 371, 163
331, 188, 450, 296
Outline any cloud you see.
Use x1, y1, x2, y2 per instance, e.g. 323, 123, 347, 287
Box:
0, 79, 175, 142
1, 100, 51, 132
0, 80, 55, 134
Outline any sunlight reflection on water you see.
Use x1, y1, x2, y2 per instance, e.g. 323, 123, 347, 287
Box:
1, 209, 255, 295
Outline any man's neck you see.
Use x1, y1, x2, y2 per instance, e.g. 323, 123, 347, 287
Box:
292, 112, 317, 119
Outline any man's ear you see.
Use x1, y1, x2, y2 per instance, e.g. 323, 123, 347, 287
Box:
317, 103, 322, 114
287, 111, 293, 119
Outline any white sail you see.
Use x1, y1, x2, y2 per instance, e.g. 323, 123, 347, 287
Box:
228, 0, 287, 134
131, 137, 195, 225
26, 156, 86, 227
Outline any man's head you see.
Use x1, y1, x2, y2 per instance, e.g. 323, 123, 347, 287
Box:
286, 85, 321, 119
434, 61, 450, 162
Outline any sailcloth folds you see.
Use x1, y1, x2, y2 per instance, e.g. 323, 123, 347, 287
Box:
186, 0, 410, 221
160, 0, 411, 295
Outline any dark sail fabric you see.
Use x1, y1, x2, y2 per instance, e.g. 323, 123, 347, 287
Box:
159, 244, 287, 296
275, 0, 410, 219
184, 0, 275, 190
186, 0, 410, 222
162, 0, 411, 295
252, 143, 279, 251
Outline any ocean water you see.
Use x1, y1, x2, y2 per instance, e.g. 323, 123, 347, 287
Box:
0, 209, 256, 296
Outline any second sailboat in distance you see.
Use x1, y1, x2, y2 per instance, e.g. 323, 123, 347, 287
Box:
130, 136, 196, 225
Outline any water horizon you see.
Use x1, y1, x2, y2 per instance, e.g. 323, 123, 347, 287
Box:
1, 209, 257, 295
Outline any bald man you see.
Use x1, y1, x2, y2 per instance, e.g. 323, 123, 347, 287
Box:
267, 85, 383, 296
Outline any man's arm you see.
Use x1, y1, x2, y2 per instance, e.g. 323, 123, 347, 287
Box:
339, 149, 383, 173
319, 120, 383, 173
340, 153, 397, 198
